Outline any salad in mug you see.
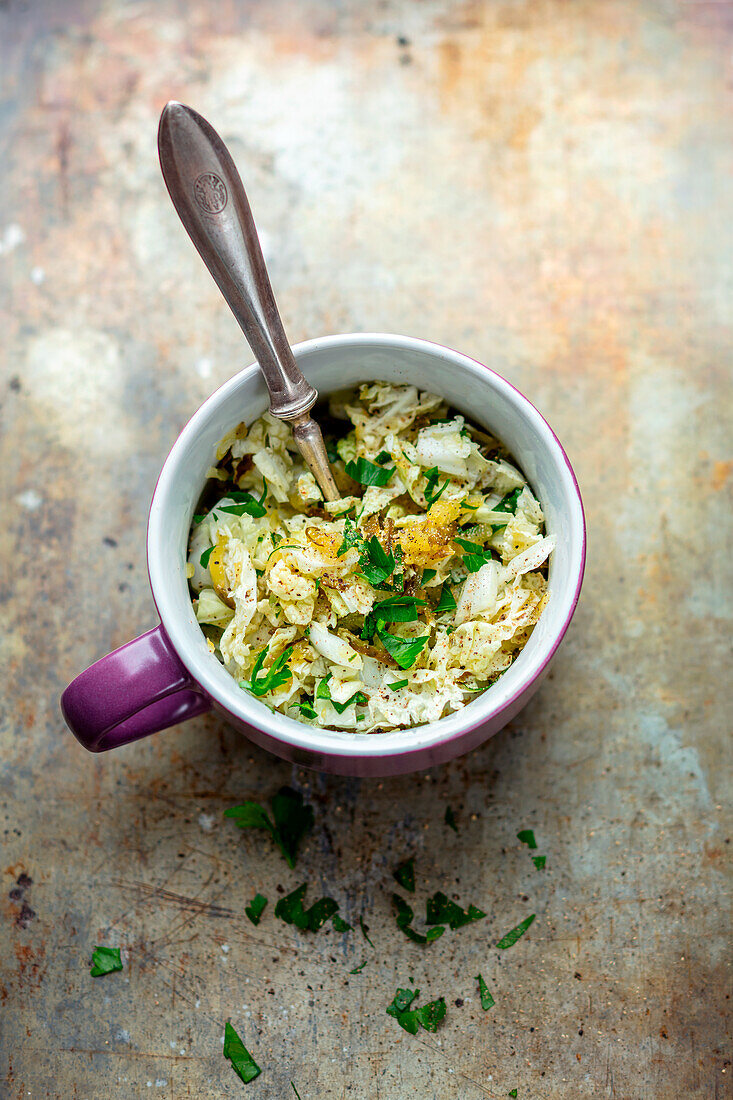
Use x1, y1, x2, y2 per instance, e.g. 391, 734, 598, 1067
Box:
187, 382, 554, 733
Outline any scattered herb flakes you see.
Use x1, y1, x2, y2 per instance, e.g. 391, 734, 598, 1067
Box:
275, 883, 349, 933
90, 946, 122, 977
386, 987, 447, 1034
224, 785, 313, 868
423, 466, 450, 506
444, 806, 458, 833
496, 913, 536, 949
435, 586, 457, 615
509, 1091, 518, 1098
475, 973, 495, 1011
517, 829, 537, 850
218, 480, 268, 518
389, 678, 409, 691
223, 1021, 261, 1084
349, 959, 367, 974
200, 545, 214, 569
244, 643, 294, 697
345, 456, 395, 486
360, 917, 374, 948
425, 891, 486, 930
532, 855, 547, 870
291, 1085, 303, 1100
376, 627, 429, 669
393, 894, 444, 945
244, 893, 268, 926
393, 858, 415, 893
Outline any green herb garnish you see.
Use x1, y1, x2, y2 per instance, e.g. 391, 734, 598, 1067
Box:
393, 894, 444, 944
435, 585, 457, 615
223, 1021, 261, 1083
375, 450, 392, 465
224, 785, 313, 868
193, 513, 206, 524
496, 913, 536, 949
423, 466, 450, 506
294, 699, 317, 720
421, 568, 436, 585
243, 644, 294, 697
314, 678, 367, 714
475, 972, 495, 1011
360, 917, 374, 947
275, 883, 350, 932
517, 829, 537, 849
362, 594, 426, 640
90, 946, 122, 977
345, 457, 395, 486
361, 536, 395, 586
217, 480, 268, 519
291, 1085, 303, 1100
425, 891, 486, 930
393, 858, 415, 893
376, 627, 430, 669
532, 855, 546, 870
200, 545, 214, 569
245, 893, 268, 926
509, 1091, 518, 1098
444, 806, 458, 832
386, 987, 447, 1034
350, 959, 367, 974
491, 488, 522, 531
389, 678, 408, 690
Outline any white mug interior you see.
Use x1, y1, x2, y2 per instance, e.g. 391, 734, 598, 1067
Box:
147, 334, 585, 764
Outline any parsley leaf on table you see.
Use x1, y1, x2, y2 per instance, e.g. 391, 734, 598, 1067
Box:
532, 855, 547, 870
393, 858, 415, 893
223, 1021, 261, 1084
496, 913, 536, 949
350, 959, 367, 974
244, 893, 267, 926
386, 987, 447, 1034
475, 972, 495, 1011
517, 829, 537, 849
392, 894, 444, 945
275, 883, 351, 933
444, 806, 458, 832
345, 457, 395, 486
224, 786, 313, 868
425, 890, 486, 930
360, 916, 374, 947
90, 946, 122, 977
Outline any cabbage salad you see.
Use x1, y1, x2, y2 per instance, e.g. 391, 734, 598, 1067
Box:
187, 382, 554, 733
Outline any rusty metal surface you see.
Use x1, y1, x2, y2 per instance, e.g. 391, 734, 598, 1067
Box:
1, 1, 731, 1096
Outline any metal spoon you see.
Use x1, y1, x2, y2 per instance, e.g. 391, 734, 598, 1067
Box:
157, 101, 339, 502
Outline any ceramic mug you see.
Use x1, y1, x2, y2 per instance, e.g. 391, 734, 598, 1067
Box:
61, 333, 586, 776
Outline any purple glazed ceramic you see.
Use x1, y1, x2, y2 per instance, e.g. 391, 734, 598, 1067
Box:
61, 333, 586, 775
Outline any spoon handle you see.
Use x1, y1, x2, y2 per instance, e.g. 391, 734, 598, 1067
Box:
157, 101, 315, 421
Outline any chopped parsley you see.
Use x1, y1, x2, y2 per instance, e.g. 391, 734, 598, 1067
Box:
192, 513, 206, 524
444, 806, 458, 832
509, 1091, 518, 1098
421, 568, 436, 585
217, 480, 268, 518
386, 987, 447, 1034
223, 1021, 261, 1084
345, 456, 395, 486
376, 627, 429, 669
435, 585, 457, 615
375, 450, 392, 465
314, 678, 367, 714
90, 946, 123, 977
243, 644, 294, 697
496, 913, 535, 949
291, 1085, 303, 1100
360, 916, 374, 947
224, 785, 313, 868
389, 678, 408, 691
349, 959, 367, 974
475, 973, 495, 1011
532, 855, 546, 870
200, 545, 214, 569
517, 829, 537, 849
491, 488, 522, 531
425, 891, 486, 930
393, 858, 415, 893
362, 594, 426, 641
275, 883, 351, 933
244, 893, 268, 926
293, 699, 317, 720
393, 893, 444, 945
361, 536, 395, 586
423, 466, 450, 506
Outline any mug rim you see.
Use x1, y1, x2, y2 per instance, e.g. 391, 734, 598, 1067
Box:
147, 332, 586, 760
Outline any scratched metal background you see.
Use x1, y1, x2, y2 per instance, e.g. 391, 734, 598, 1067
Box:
1, 1, 731, 1097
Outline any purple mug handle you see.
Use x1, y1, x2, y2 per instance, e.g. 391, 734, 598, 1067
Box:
61, 625, 211, 752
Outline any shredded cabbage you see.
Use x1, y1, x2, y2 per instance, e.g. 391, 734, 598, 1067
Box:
187, 382, 554, 732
